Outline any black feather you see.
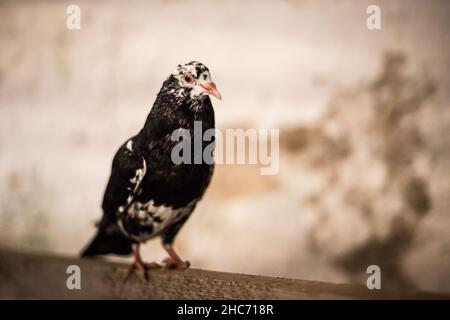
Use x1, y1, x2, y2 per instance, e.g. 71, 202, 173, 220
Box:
81, 227, 134, 257
81, 63, 215, 257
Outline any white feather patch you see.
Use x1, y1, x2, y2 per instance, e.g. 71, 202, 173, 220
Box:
130, 157, 147, 192
125, 198, 197, 241
126, 140, 133, 152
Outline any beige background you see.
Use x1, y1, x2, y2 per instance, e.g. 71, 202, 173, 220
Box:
1, 0, 449, 293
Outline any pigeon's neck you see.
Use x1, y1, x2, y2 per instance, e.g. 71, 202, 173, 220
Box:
133, 79, 214, 154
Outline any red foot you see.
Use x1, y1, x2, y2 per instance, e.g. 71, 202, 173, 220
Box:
123, 244, 161, 281
123, 260, 161, 281
162, 244, 190, 269
162, 256, 190, 269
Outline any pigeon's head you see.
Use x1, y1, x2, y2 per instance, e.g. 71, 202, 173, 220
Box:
171, 61, 222, 101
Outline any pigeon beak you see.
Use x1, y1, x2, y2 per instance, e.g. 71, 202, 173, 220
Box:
200, 82, 222, 100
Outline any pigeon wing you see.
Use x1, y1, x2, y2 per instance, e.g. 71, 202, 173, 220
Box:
100, 138, 147, 226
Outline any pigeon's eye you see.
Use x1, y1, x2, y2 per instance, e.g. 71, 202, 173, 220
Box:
184, 75, 194, 83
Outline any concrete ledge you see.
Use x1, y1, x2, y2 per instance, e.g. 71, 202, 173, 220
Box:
0, 248, 447, 299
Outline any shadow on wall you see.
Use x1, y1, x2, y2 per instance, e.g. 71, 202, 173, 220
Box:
281, 51, 435, 290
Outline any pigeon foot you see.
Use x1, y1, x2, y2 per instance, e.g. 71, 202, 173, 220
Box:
123, 244, 161, 281
162, 244, 190, 269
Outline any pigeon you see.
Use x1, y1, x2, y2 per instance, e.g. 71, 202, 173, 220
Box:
81, 61, 221, 279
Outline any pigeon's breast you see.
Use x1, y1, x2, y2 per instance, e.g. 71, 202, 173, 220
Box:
138, 131, 214, 207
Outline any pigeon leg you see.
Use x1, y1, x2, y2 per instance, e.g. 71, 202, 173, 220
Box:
162, 244, 190, 269
124, 243, 161, 281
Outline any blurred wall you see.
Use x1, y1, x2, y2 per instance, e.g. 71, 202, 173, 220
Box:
0, 0, 449, 293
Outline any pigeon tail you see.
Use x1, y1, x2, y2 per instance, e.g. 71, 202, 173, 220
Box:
81, 228, 134, 257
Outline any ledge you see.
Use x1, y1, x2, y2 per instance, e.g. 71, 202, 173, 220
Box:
0, 248, 446, 299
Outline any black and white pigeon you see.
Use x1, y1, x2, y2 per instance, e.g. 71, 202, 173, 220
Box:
81, 61, 221, 279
